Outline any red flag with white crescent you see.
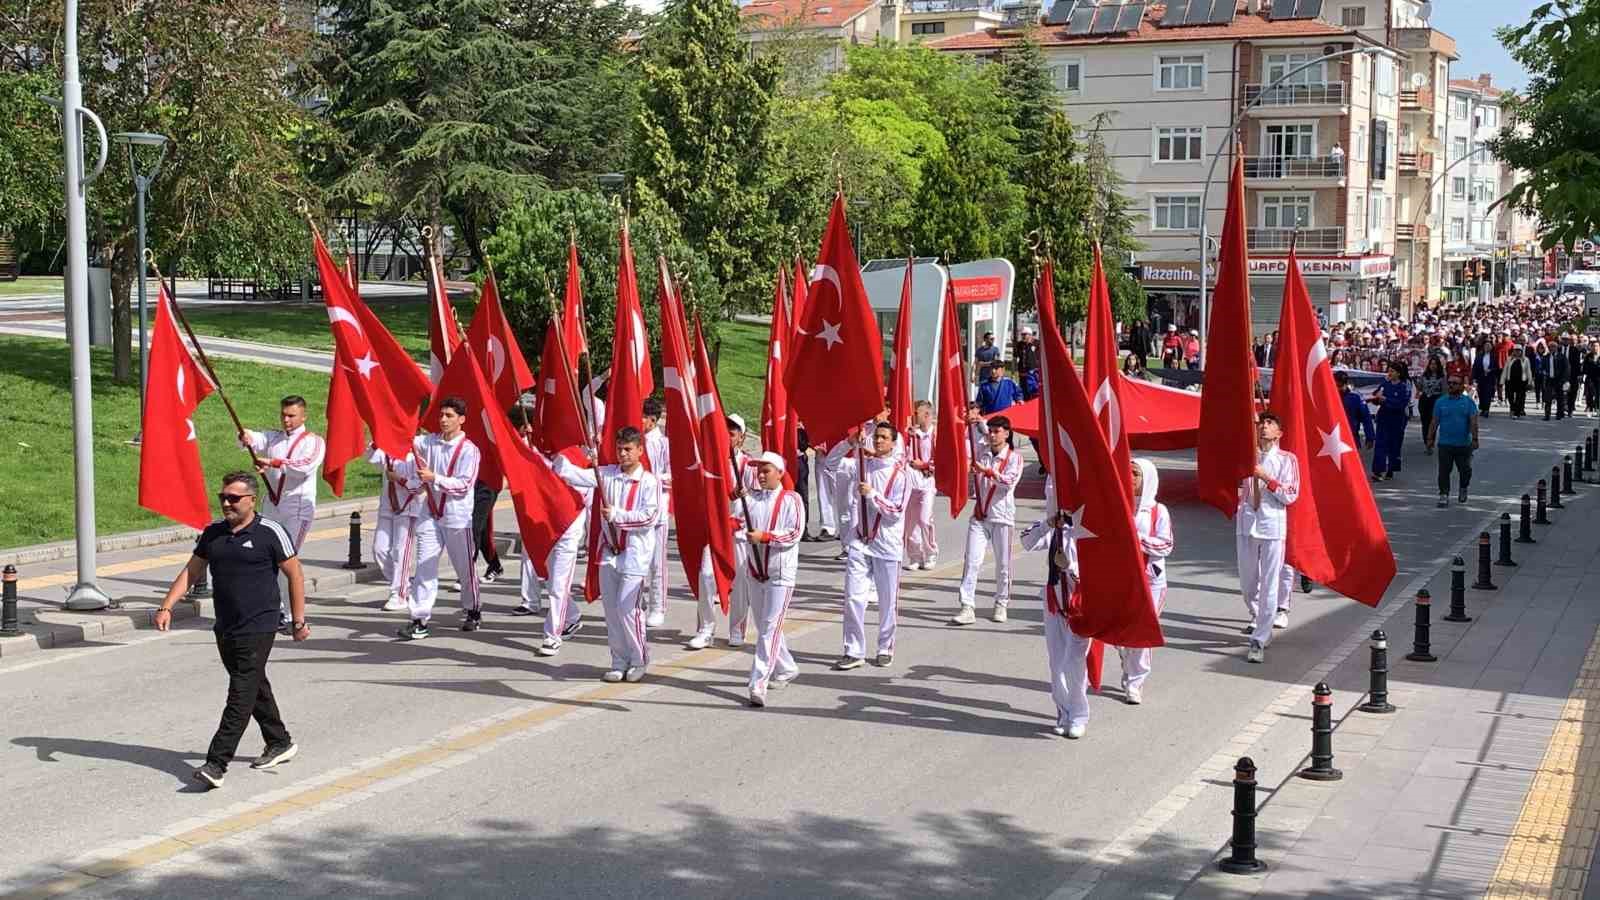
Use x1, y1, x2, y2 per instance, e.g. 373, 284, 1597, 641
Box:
138, 282, 216, 530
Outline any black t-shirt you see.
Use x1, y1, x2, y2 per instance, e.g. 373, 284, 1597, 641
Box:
194, 514, 297, 636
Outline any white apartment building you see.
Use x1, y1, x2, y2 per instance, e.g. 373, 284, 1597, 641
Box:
739, 0, 889, 73
935, 0, 1437, 332
1442, 74, 1538, 299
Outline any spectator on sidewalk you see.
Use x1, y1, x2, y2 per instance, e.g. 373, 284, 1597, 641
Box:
1014, 327, 1040, 401
974, 332, 1000, 383
1183, 330, 1201, 370
1161, 325, 1182, 369
977, 362, 1023, 415
1426, 375, 1479, 507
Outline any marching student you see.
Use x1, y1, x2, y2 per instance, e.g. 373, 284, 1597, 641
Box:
366, 442, 421, 612
1019, 478, 1088, 737
734, 452, 805, 707
1118, 458, 1173, 705
239, 395, 325, 629
556, 426, 661, 681
949, 415, 1023, 626
726, 413, 760, 492
834, 421, 909, 670
902, 400, 938, 571
503, 406, 588, 655
1237, 411, 1300, 664
641, 397, 672, 628
817, 436, 848, 541
393, 397, 483, 640
689, 414, 761, 650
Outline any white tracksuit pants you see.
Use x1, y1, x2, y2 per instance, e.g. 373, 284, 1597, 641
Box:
537, 535, 582, 644
697, 543, 750, 642
272, 510, 315, 620
843, 548, 900, 659
647, 521, 670, 613
373, 512, 419, 596
600, 564, 648, 671
1279, 565, 1296, 613
1237, 534, 1286, 647
1117, 582, 1167, 693
409, 519, 480, 622
748, 582, 798, 695
1045, 612, 1093, 730
817, 465, 838, 534
958, 519, 1013, 609
904, 486, 938, 565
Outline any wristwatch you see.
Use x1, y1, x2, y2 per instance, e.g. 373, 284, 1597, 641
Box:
292, 621, 308, 630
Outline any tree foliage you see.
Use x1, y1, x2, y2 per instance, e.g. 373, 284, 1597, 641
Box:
0, 72, 62, 243
1492, 1, 1600, 250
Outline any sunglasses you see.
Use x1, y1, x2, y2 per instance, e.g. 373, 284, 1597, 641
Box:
218, 493, 254, 504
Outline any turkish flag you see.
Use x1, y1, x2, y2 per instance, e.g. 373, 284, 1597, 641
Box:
138, 282, 215, 530
656, 257, 736, 612
1081, 244, 1132, 688
535, 321, 588, 454
599, 218, 653, 465
426, 249, 463, 384
932, 274, 970, 516
313, 232, 431, 459
427, 349, 583, 579
1269, 250, 1397, 606
322, 256, 364, 497
1036, 260, 1162, 649
562, 239, 588, 364
693, 311, 740, 613
465, 272, 534, 412
887, 258, 915, 434
784, 193, 885, 447
1197, 153, 1259, 517
761, 266, 796, 488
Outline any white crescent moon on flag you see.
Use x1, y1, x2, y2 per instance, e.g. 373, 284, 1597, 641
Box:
1091, 378, 1123, 448
176, 366, 186, 404
1056, 423, 1080, 479
326, 306, 365, 336
1305, 339, 1329, 403
487, 336, 506, 383
631, 310, 647, 374
481, 409, 496, 443
809, 265, 844, 312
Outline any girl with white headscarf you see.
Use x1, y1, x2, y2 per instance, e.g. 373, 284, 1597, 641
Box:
1119, 458, 1173, 705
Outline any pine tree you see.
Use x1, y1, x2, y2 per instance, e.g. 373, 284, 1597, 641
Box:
999, 30, 1059, 162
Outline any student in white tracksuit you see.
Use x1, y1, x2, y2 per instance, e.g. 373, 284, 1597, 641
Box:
1021, 480, 1090, 738
834, 422, 910, 669
734, 452, 805, 707
505, 410, 591, 655
1118, 458, 1174, 705
902, 402, 939, 571
818, 438, 849, 539
951, 415, 1023, 625
561, 427, 661, 681
642, 400, 672, 627
366, 443, 421, 611
240, 395, 326, 625
690, 416, 762, 649
393, 398, 483, 639
1236, 412, 1300, 663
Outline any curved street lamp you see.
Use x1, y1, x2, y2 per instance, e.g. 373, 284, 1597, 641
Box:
114, 129, 169, 438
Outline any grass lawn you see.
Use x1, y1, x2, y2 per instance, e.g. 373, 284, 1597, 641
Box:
0, 335, 379, 549
180, 298, 473, 360
0, 276, 63, 296
710, 321, 770, 425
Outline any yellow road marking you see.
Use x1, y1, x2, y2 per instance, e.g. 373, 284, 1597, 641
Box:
1486, 626, 1600, 899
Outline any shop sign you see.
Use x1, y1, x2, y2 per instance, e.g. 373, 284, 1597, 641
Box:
951, 277, 1004, 303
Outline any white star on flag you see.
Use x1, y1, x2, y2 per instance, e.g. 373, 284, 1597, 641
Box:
816, 320, 842, 350
1316, 422, 1354, 471
1064, 505, 1097, 543
354, 352, 379, 379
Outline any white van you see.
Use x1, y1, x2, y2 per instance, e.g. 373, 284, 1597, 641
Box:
1559, 270, 1600, 294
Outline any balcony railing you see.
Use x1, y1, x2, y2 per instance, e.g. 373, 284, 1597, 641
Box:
1399, 87, 1433, 111
1395, 223, 1433, 241
1247, 227, 1344, 252
1397, 150, 1435, 173
1243, 155, 1345, 180
1244, 81, 1347, 107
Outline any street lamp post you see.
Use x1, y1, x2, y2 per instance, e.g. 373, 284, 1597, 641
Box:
1197, 44, 1396, 364
114, 131, 168, 442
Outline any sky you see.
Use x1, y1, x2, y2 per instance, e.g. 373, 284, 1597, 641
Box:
1427, 0, 1540, 91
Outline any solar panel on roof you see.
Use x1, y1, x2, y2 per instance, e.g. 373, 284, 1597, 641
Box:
1044, 0, 1077, 25
1114, 2, 1145, 31
1207, 0, 1236, 24
1298, 0, 1323, 16
1160, 0, 1190, 26
1090, 3, 1121, 32
1269, 0, 1321, 19
1067, 3, 1096, 33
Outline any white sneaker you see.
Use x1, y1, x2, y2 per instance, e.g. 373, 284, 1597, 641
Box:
949, 606, 976, 626
602, 670, 625, 683
1052, 725, 1067, 737
925, 555, 938, 569
1065, 723, 1086, 739
1246, 641, 1265, 664
1273, 610, 1289, 629
687, 633, 712, 650
645, 610, 665, 628
382, 594, 405, 612
448, 581, 462, 594
537, 638, 561, 657
1125, 686, 1143, 706
991, 606, 1008, 623
904, 562, 920, 572
624, 666, 646, 683
727, 636, 745, 649
748, 690, 766, 708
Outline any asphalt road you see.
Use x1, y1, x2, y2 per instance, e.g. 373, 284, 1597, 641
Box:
2, 411, 1594, 899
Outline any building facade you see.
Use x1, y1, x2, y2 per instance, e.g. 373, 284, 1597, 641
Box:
1442, 74, 1538, 300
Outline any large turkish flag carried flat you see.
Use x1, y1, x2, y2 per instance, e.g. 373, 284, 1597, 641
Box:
784, 193, 884, 447
887, 258, 915, 434
1036, 261, 1162, 649
932, 274, 970, 517
1196, 153, 1259, 517
1269, 250, 1397, 607
761, 266, 796, 488
313, 232, 430, 459
139, 282, 216, 530
599, 218, 653, 465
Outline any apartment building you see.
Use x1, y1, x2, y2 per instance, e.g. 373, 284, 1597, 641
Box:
739, 0, 888, 73
1442, 74, 1538, 299
934, 0, 1428, 332
1389, 21, 1456, 314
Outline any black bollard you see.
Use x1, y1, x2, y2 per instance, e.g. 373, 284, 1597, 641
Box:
1472, 533, 1498, 591
1496, 513, 1516, 567
1217, 757, 1267, 874
187, 567, 212, 599
1563, 456, 1576, 495
1447, 556, 1475, 622
1536, 479, 1551, 524
1551, 467, 1565, 510
1298, 683, 1344, 781
1517, 494, 1535, 544
342, 511, 367, 570
1406, 590, 1437, 662
1359, 630, 1396, 714
1, 564, 20, 637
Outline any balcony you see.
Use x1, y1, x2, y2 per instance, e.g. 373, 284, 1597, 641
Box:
1395, 223, 1431, 242
1397, 151, 1434, 174
1247, 227, 1344, 252
1399, 87, 1434, 112
1244, 82, 1347, 109
1243, 155, 1345, 182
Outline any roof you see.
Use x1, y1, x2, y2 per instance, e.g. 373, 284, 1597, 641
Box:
1448, 77, 1506, 98
740, 0, 878, 30
929, 0, 1351, 51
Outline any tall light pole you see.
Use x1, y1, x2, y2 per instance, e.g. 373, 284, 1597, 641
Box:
114, 131, 168, 443
59, 0, 113, 610
1197, 44, 1396, 364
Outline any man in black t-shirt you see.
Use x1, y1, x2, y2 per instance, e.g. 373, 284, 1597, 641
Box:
156, 471, 309, 790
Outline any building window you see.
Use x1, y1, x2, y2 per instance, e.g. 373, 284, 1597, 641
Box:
1151, 194, 1202, 231
1047, 59, 1082, 93
911, 21, 945, 34
1368, 190, 1387, 233
1354, 124, 1366, 161
1451, 95, 1469, 118
1450, 217, 1466, 241
1263, 122, 1315, 157
1157, 54, 1205, 90
1259, 194, 1314, 229
1451, 136, 1469, 160
1472, 178, 1496, 203
1264, 52, 1323, 85
1451, 176, 1466, 200
1340, 6, 1366, 26
1375, 57, 1396, 97
1480, 106, 1498, 129
1155, 126, 1203, 162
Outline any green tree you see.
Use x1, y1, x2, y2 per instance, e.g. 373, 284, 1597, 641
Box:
633, 0, 782, 315
0, 72, 61, 246
999, 30, 1058, 162
1491, 1, 1600, 250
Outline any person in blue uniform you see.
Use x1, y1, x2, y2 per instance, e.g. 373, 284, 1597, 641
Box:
1370, 361, 1412, 482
